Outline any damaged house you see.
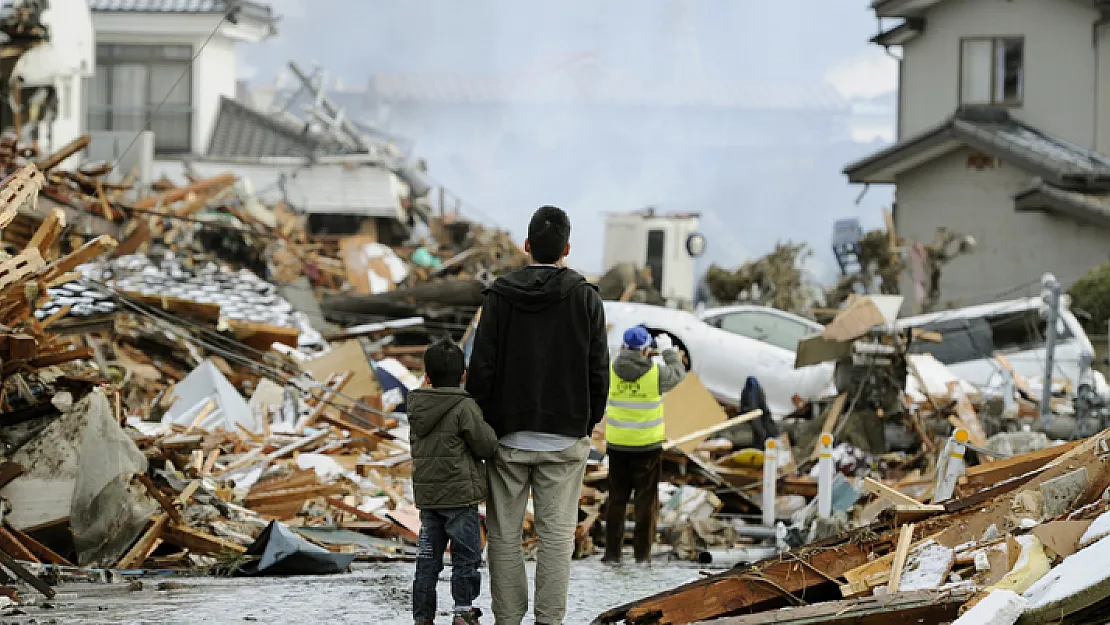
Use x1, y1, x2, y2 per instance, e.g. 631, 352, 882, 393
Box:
845, 0, 1110, 312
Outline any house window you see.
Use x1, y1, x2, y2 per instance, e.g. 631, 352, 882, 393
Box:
960, 37, 1024, 106
87, 44, 193, 154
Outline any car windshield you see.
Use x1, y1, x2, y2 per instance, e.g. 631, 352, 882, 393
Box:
710, 310, 815, 352
904, 308, 1074, 365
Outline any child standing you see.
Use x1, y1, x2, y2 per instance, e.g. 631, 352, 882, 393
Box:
409, 338, 499, 625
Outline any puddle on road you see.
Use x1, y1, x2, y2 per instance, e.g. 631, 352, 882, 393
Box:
6, 560, 703, 624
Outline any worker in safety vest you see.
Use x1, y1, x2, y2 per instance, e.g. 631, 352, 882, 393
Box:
602, 325, 687, 564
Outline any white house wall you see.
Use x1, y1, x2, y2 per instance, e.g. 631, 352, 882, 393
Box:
900, 0, 1098, 148
193, 35, 237, 155
92, 13, 241, 155
894, 148, 1110, 311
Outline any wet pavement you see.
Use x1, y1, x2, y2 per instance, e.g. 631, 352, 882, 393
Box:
2, 560, 703, 624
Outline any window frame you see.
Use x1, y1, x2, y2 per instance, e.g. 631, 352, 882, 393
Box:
88, 43, 195, 155
712, 310, 816, 352
958, 35, 1025, 108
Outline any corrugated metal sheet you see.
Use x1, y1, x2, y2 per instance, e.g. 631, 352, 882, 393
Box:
206, 97, 345, 159
88, 0, 274, 22
369, 74, 848, 112
187, 160, 405, 219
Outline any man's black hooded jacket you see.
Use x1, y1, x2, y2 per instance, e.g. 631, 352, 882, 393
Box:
465, 265, 609, 439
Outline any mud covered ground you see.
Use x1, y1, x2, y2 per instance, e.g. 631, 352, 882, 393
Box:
0, 560, 702, 624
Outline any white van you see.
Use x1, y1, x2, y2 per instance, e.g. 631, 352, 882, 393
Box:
896, 297, 1107, 398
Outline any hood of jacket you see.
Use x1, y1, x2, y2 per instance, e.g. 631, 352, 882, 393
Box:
613, 349, 653, 382
488, 266, 595, 313
407, 387, 470, 437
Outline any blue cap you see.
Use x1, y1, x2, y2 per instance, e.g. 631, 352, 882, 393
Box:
622, 325, 652, 350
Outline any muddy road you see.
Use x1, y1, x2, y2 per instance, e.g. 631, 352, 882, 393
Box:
2, 560, 702, 624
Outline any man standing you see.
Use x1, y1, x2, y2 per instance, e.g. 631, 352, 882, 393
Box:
466, 206, 609, 625
602, 327, 686, 564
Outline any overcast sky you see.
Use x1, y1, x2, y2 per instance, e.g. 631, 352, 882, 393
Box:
239, 1, 898, 280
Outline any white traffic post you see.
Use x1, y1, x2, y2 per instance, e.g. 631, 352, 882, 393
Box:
817, 433, 834, 519
934, 428, 970, 503
763, 438, 777, 528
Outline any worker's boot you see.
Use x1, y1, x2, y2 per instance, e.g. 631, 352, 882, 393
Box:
451, 607, 482, 625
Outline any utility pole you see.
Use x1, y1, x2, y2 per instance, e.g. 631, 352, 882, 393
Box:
1040, 273, 1062, 424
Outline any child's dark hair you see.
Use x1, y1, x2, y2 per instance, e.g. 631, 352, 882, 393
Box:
423, 337, 466, 388
527, 205, 571, 264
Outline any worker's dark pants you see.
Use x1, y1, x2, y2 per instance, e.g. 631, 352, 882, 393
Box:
604, 447, 662, 562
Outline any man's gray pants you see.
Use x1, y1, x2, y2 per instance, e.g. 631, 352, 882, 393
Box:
485, 438, 590, 625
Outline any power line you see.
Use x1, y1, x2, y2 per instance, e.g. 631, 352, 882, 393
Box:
108, 7, 236, 176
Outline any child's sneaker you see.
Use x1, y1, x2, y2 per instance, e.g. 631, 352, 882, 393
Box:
451, 607, 482, 625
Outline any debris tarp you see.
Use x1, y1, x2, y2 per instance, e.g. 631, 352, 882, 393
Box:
68, 390, 157, 566
237, 520, 356, 576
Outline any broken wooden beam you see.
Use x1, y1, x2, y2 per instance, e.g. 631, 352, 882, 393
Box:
116, 514, 168, 570
862, 478, 943, 513
699, 588, 972, 625
161, 523, 246, 556
0, 527, 37, 564
0, 547, 53, 598
137, 474, 183, 525
3, 524, 72, 567
34, 135, 90, 172
595, 533, 892, 624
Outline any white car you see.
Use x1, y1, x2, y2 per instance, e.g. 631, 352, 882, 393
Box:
897, 296, 1109, 398
603, 302, 835, 417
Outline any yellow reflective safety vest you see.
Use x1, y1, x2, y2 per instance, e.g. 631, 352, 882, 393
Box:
605, 363, 665, 448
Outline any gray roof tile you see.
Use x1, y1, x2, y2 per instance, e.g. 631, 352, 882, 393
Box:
88, 0, 274, 23
206, 96, 347, 159
845, 108, 1110, 188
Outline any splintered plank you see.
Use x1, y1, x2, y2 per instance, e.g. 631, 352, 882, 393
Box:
3, 524, 72, 567
888, 523, 916, 592
131, 174, 236, 210
121, 291, 220, 322
700, 588, 971, 625
117, 514, 168, 570
862, 478, 943, 512
0, 248, 44, 292
598, 538, 886, 624
40, 235, 118, 283
161, 524, 245, 556
27, 208, 65, 255
137, 474, 183, 525
0, 547, 53, 598
0, 527, 37, 563
34, 135, 90, 171
244, 484, 347, 508
0, 164, 45, 230
958, 439, 1085, 494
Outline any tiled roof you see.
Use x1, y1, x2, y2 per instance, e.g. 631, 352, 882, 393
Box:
370, 71, 847, 112
1015, 182, 1110, 229
206, 96, 348, 159
88, 0, 275, 23
844, 108, 1110, 188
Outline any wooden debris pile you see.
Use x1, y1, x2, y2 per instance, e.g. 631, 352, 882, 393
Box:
594, 427, 1110, 624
